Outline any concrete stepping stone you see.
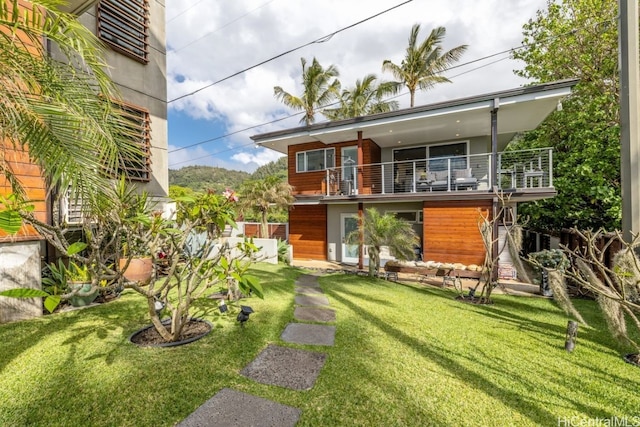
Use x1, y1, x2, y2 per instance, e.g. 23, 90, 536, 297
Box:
295, 275, 320, 288
241, 345, 326, 391
178, 387, 300, 427
295, 286, 324, 295
294, 306, 336, 323
281, 323, 336, 346
295, 294, 329, 306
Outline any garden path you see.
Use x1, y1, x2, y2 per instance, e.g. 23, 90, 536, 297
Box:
178, 272, 334, 426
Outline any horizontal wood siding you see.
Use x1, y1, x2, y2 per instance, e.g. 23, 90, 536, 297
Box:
289, 205, 326, 260
422, 200, 492, 266
1, 144, 47, 243
288, 139, 379, 195
243, 223, 288, 240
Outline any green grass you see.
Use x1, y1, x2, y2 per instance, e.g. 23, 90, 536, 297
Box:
1, 264, 638, 426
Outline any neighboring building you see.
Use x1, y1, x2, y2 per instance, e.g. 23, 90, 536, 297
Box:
0, 0, 167, 322
252, 80, 576, 268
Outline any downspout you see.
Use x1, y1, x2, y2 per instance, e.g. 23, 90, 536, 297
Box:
491, 98, 499, 284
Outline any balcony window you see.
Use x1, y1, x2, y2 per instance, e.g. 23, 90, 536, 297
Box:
428, 142, 468, 171
97, 0, 149, 63
296, 148, 335, 172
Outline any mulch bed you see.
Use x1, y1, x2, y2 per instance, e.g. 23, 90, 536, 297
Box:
130, 319, 212, 347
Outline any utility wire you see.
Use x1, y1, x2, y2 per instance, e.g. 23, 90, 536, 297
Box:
168, 0, 414, 104
168, 19, 607, 165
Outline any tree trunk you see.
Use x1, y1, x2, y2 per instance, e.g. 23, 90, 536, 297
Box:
147, 297, 173, 342
260, 210, 268, 238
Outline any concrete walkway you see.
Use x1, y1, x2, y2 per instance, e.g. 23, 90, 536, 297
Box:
179, 273, 334, 426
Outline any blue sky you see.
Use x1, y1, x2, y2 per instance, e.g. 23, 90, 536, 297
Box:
166, 0, 548, 173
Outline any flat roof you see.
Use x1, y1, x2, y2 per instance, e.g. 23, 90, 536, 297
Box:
252, 79, 578, 154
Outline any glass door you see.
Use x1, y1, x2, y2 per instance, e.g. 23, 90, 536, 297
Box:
341, 146, 357, 195
341, 213, 361, 264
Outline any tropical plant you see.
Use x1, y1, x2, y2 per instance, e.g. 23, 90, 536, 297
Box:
346, 208, 419, 277
323, 74, 399, 120
0, 0, 142, 199
238, 176, 294, 238
273, 57, 341, 125
382, 24, 467, 107
510, 0, 620, 231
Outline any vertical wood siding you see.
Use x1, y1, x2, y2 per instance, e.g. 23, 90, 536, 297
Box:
422, 200, 492, 265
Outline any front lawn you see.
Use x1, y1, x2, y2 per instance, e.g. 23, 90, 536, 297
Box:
0, 264, 638, 426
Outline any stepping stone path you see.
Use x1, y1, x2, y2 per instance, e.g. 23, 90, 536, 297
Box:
180, 272, 336, 426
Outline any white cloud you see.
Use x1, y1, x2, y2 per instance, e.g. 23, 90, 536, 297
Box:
166, 0, 549, 171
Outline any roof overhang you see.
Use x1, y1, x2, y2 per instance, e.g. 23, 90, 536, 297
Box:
252, 79, 578, 154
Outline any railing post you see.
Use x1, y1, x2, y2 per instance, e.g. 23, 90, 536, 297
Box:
447, 158, 451, 191
381, 164, 385, 194
325, 169, 329, 196
548, 148, 553, 188
412, 161, 416, 193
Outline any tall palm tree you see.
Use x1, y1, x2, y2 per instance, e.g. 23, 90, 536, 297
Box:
347, 208, 419, 277
274, 57, 341, 125
239, 176, 294, 238
323, 74, 399, 121
0, 0, 140, 197
382, 24, 468, 107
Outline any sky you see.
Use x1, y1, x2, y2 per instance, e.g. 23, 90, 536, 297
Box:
165, 0, 549, 172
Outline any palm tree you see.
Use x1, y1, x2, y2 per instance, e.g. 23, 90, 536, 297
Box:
323, 74, 399, 121
239, 176, 294, 238
382, 24, 468, 107
0, 0, 140, 197
347, 208, 419, 277
274, 57, 341, 125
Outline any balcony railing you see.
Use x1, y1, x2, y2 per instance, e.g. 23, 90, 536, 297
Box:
322, 148, 553, 196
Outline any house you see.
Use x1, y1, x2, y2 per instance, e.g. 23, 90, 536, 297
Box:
0, 0, 167, 322
251, 80, 577, 269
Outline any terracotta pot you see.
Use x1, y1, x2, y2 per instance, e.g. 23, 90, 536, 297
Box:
119, 257, 153, 283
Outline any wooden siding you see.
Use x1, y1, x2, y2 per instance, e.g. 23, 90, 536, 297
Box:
288, 139, 381, 195
422, 200, 492, 266
360, 139, 381, 195
1, 3, 47, 242
289, 205, 327, 260
243, 223, 288, 240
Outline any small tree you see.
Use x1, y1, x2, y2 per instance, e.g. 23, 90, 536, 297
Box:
346, 208, 419, 277
475, 193, 529, 303
558, 229, 640, 362
239, 176, 293, 238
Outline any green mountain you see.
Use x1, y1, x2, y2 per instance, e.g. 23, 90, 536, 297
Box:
168, 158, 288, 193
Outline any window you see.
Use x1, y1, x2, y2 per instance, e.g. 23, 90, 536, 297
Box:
117, 103, 151, 181
388, 211, 423, 224
296, 148, 335, 172
97, 0, 149, 63
427, 142, 468, 171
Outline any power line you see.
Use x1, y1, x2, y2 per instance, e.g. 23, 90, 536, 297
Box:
166, 0, 208, 23
168, 0, 414, 104
168, 18, 609, 166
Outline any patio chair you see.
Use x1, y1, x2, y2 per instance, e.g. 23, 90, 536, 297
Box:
426, 170, 449, 191
453, 168, 477, 190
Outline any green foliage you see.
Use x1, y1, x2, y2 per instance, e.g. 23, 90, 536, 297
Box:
276, 239, 290, 264
0, 193, 33, 234
238, 176, 293, 238
511, 0, 620, 231
250, 156, 287, 181
382, 24, 467, 107
528, 249, 570, 272
169, 165, 250, 194
346, 208, 419, 276
323, 74, 399, 120
274, 57, 341, 125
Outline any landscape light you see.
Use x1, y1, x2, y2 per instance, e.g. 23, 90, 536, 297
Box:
236, 305, 254, 326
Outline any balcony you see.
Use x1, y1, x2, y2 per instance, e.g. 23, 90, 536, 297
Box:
320, 148, 553, 197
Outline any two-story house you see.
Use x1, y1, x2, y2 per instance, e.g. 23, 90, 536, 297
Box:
252, 80, 576, 269
0, 0, 167, 322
